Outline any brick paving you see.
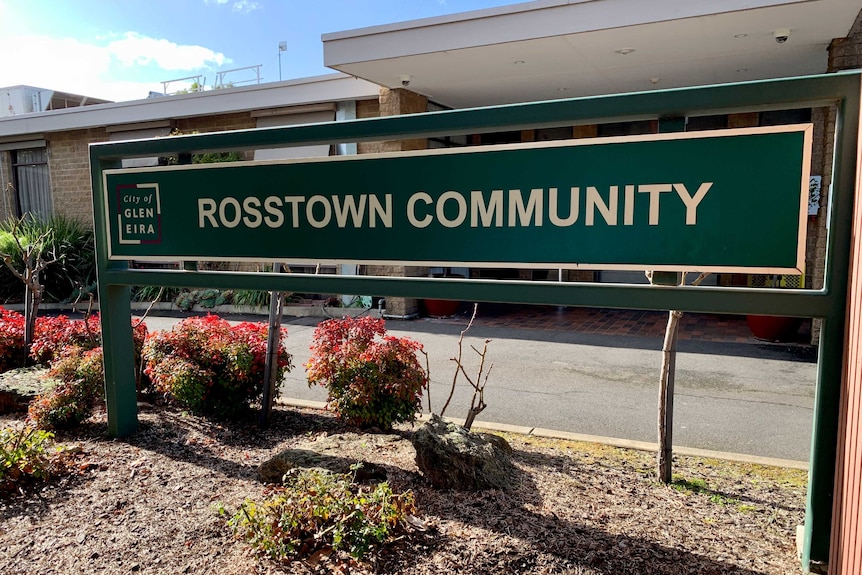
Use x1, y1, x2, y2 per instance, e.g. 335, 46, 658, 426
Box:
428, 304, 812, 344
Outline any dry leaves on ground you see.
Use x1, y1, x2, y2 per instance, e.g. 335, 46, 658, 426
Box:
0, 404, 806, 575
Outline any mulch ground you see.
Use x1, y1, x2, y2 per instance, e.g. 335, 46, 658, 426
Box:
0, 404, 806, 575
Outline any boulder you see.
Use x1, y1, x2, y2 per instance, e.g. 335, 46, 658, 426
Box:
258, 433, 394, 484
0, 368, 54, 414
410, 415, 515, 491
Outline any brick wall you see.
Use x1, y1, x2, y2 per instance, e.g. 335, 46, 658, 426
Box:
827, 8, 862, 70
356, 98, 383, 155
367, 88, 430, 316
43, 113, 257, 228
47, 128, 110, 226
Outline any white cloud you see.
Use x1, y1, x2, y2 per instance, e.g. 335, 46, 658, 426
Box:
204, 0, 260, 12
108, 32, 228, 71
232, 1, 262, 14
0, 33, 230, 102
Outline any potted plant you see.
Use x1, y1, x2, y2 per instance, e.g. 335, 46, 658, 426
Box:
746, 274, 803, 342
423, 267, 464, 318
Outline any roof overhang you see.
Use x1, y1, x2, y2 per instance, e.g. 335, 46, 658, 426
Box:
323, 0, 862, 108
0, 73, 380, 139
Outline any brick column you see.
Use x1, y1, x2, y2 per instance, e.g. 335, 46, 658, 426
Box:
48, 128, 110, 226
807, 10, 862, 345
375, 88, 429, 317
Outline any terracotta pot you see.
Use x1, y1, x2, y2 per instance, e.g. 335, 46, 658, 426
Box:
423, 273, 463, 318
746, 315, 802, 342
423, 298, 461, 318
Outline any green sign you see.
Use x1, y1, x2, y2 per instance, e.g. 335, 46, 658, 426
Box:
103, 125, 810, 273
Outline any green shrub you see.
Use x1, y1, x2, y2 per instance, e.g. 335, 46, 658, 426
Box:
0, 426, 63, 495
0, 215, 96, 303
222, 467, 416, 562
306, 317, 428, 429
173, 289, 231, 311
232, 289, 270, 308
0, 231, 22, 303
142, 315, 292, 417
132, 285, 180, 303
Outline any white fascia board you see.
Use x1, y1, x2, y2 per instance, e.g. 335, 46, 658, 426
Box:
323, 0, 815, 65
0, 74, 380, 139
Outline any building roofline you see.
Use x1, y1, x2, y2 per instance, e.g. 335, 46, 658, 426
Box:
321, 0, 575, 41
0, 73, 380, 139
323, 0, 816, 66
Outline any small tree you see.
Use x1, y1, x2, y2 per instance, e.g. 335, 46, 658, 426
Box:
647, 271, 710, 483
436, 304, 494, 430
0, 213, 58, 354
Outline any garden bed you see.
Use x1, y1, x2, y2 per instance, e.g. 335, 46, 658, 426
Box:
0, 404, 805, 575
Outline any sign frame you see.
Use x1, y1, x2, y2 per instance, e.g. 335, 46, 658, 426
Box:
90, 71, 862, 571
100, 124, 812, 275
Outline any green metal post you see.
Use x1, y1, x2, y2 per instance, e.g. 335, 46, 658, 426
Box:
99, 281, 137, 437
804, 317, 845, 570
90, 153, 139, 438
802, 79, 860, 569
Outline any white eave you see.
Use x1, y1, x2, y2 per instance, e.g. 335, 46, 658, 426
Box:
323, 0, 862, 108
0, 73, 380, 139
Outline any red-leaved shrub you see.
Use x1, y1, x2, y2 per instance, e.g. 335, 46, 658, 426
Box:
142, 315, 292, 417
25, 319, 148, 430
30, 314, 102, 365
0, 307, 27, 373
306, 316, 427, 429
0, 309, 113, 370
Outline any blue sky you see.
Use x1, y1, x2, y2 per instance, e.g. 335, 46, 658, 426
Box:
0, 0, 524, 102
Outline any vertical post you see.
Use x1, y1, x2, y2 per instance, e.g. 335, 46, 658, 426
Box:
659, 307, 682, 483
23, 256, 34, 347
260, 263, 283, 426
803, 78, 860, 569
90, 154, 138, 438
803, 316, 846, 571
100, 281, 137, 437
278, 41, 287, 82
655, 116, 687, 484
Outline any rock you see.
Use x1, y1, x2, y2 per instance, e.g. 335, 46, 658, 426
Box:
258, 432, 395, 484
0, 367, 55, 414
410, 414, 515, 491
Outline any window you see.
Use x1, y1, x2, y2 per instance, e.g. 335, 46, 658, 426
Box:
597, 120, 656, 137
252, 107, 335, 161
108, 124, 172, 168
12, 147, 51, 218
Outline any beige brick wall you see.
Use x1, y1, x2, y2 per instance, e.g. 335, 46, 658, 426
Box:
378, 88, 427, 153
356, 98, 383, 155
365, 88, 430, 316
48, 127, 110, 226
44, 113, 257, 228
827, 8, 862, 70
